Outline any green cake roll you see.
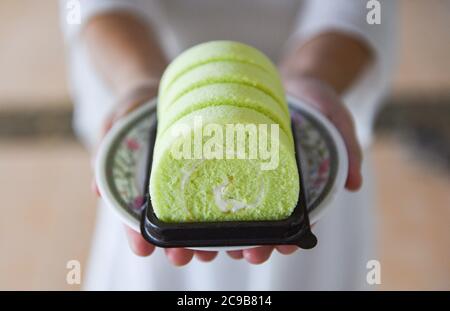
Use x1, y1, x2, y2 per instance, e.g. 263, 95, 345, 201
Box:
150, 106, 299, 222
159, 40, 281, 96
158, 61, 288, 117
156, 83, 293, 144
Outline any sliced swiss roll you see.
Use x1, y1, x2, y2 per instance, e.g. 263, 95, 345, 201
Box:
151, 41, 298, 222
150, 106, 299, 222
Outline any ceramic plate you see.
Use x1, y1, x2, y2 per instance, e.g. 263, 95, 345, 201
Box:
96, 96, 348, 248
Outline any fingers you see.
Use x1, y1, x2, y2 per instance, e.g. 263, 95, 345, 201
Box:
167, 245, 295, 265
165, 248, 194, 266
124, 225, 214, 265
228, 245, 298, 263
275, 245, 298, 255
122, 231, 295, 265
345, 159, 363, 191
329, 106, 363, 191
165, 249, 218, 265
194, 250, 218, 262
283, 76, 364, 191
227, 250, 244, 260
125, 226, 155, 256
243, 246, 274, 264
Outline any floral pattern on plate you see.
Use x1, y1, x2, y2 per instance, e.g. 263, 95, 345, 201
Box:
105, 103, 337, 224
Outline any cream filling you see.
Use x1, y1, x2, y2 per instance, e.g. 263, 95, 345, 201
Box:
181, 161, 265, 214
213, 177, 265, 213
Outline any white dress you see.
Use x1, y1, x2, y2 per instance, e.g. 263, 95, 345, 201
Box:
60, 0, 396, 290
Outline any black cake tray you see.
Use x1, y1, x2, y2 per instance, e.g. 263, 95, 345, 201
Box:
140, 118, 318, 250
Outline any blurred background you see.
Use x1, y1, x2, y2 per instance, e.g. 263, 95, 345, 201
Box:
0, 0, 449, 290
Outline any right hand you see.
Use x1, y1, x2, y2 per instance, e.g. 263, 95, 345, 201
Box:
92, 83, 219, 265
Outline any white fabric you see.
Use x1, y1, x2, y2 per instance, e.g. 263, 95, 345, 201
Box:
84, 156, 376, 291
59, 0, 396, 290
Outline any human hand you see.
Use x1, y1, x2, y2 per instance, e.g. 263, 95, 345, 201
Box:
93, 83, 219, 265
283, 75, 363, 191
225, 76, 364, 264
94, 75, 362, 266
93, 84, 299, 265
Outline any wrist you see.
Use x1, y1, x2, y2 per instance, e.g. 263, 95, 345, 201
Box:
283, 74, 339, 100
282, 71, 339, 94
115, 77, 160, 100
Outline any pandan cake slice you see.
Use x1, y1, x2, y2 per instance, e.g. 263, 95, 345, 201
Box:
150, 106, 299, 222
151, 41, 299, 223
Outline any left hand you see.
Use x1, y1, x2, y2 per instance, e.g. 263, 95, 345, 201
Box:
225, 75, 363, 264
283, 75, 363, 191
